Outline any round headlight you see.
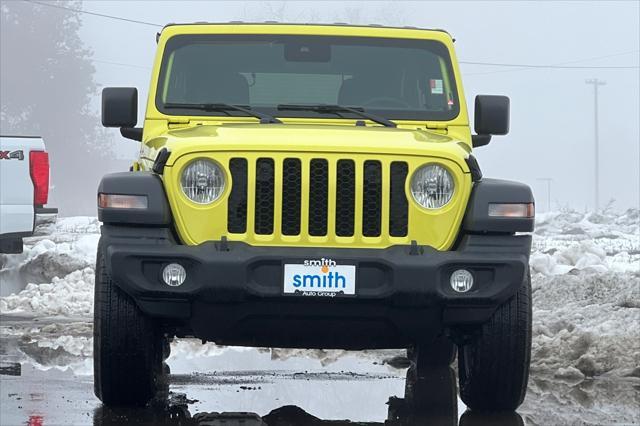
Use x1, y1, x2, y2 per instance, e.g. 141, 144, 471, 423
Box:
410, 164, 454, 209
181, 159, 225, 204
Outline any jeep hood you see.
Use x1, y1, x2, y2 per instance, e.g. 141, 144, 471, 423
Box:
151, 123, 471, 170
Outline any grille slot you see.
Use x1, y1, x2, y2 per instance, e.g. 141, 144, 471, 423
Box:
281, 158, 302, 235
389, 162, 409, 237
362, 160, 382, 237
335, 160, 356, 237
227, 158, 247, 233
254, 158, 275, 235
308, 159, 329, 236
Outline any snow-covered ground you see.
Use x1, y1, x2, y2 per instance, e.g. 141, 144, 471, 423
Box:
1, 210, 639, 381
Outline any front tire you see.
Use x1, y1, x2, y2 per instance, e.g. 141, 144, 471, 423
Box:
93, 238, 163, 406
457, 270, 532, 411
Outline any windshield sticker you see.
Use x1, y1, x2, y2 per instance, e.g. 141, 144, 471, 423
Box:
430, 79, 444, 95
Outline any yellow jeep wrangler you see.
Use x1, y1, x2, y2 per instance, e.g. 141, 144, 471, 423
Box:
96, 23, 534, 410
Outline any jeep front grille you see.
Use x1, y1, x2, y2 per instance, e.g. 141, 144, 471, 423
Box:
227, 157, 409, 240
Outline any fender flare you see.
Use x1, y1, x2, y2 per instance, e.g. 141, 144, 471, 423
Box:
463, 178, 535, 233
97, 172, 171, 225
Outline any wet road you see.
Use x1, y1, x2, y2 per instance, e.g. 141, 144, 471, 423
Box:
1, 315, 639, 426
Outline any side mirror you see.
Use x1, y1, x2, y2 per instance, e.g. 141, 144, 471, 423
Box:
102, 87, 138, 128
473, 95, 510, 147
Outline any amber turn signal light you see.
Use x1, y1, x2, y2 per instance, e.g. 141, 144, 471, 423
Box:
98, 193, 148, 209
488, 203, 534, 218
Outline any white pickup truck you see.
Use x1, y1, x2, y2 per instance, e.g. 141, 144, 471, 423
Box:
0, 135, 57, 254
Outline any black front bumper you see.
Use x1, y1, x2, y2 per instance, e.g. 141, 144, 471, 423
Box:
105, 232, 531, 349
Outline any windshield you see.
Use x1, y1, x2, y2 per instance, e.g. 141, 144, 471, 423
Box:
156, 34, 460, 121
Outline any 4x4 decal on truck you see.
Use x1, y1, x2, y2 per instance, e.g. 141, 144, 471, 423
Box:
0, 150, 24, 160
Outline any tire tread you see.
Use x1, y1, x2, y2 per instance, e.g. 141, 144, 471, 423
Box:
458, 270, 532, 411
93, 239, 160, 406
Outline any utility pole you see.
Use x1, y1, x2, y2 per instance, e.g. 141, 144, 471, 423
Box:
585, 78, 606, 211
537, 178, 553, 212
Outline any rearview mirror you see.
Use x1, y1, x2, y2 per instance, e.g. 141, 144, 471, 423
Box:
102, 87, 138, 128
473, 95, 510, 147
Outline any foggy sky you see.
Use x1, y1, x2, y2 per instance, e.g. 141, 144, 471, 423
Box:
77, 1, 639, 211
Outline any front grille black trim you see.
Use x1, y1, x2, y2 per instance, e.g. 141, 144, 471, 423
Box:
227, 158, 247, 233
335, 160, 355, 237
389, 162, 409, 237
228, 156, 409, 240
308, 159, 328, 236
362, 160, 382, 237
254, 158, 275, 235
281, 158, 302, 235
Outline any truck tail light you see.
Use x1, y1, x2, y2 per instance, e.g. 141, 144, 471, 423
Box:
29, 151, 50, 206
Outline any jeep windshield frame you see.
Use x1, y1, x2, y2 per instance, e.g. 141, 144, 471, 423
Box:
155, 34, 461, 122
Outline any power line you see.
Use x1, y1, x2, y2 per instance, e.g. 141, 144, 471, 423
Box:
465, 50, 640, 76
93, 59, 151, 70
25, 0, 162, 27
461, 61, 638, 69
538, 50, 639, 66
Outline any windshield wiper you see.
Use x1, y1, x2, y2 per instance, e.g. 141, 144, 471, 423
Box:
164, 102, 282, 124
277, 104, 397, 128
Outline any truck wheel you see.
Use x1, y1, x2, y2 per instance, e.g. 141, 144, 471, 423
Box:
457, 270, 532, 411
93, 239, 162, 406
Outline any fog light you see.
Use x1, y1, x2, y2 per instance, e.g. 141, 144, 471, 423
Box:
450, 269, 473, 293
162, 263, 186, 287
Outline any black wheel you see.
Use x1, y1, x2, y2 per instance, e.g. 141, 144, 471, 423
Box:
457, 270, 532, 411
93, 238, 163, 406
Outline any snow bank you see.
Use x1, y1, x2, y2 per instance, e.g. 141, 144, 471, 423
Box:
0, 268, 94, 317
169, 339, 253, 359
532, 208, 639, 275
531, 271, 640, 377
0, 217, 99, 296
530, 240, 639, 275
34, 216, 101, 236
527, 208, 640, 377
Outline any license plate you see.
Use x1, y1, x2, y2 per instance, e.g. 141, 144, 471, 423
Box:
283, 260, 356, 297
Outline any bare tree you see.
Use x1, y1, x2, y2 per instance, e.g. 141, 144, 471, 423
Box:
1, 0, 111, 215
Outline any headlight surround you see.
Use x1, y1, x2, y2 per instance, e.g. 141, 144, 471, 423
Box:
410, 164, 455, 209
180, 159, 225, 204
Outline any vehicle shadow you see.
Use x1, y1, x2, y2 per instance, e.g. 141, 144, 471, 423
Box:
93, 364, 524, 426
